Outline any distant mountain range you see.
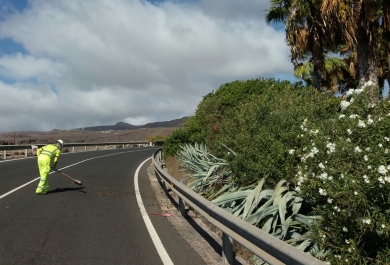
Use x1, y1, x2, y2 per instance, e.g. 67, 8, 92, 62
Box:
76, 117, 190, 132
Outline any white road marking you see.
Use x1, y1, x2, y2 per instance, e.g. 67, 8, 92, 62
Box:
134, 158, 174, 265
0, 148, 157, 199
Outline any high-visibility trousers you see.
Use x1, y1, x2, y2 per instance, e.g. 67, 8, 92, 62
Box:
36, 157, 51, 193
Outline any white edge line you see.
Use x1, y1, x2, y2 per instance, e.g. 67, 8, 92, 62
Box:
0, 148, 157, 199
134, 158, 174, 265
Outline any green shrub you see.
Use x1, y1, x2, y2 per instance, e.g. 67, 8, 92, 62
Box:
210, 84, 340, 188
163, 128, 191, 158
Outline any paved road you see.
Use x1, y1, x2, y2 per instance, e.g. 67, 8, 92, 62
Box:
0, 147, 207, 265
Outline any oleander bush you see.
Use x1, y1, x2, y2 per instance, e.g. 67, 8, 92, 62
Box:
291, 84, 390, 264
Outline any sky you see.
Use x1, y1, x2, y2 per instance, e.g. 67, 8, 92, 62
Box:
0, 0, 296, 133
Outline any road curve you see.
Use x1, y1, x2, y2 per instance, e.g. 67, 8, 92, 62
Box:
0, 147, 206, 265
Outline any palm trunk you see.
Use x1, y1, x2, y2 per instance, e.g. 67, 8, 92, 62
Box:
384, 0, 390, 83
356, 25, 379, 102
312, 33, 326, 93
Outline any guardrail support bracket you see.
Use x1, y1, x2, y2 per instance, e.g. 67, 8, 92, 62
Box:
222, 208, 234, 264
178, 179, 187, 217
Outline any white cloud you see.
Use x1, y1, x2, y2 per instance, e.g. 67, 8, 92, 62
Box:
0, 0, 293, 132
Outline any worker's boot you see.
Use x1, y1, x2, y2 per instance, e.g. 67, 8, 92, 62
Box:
36, 179, 50, 195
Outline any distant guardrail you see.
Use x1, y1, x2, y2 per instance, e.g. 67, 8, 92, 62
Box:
0, 141, 154, 160
153, 149, 325, 265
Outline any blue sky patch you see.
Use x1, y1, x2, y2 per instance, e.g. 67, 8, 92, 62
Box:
0, 38, 28, 55
0, 0, 29, 12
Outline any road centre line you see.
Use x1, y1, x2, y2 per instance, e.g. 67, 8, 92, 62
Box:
0, 148, 156, 199
134, 158, 174, 265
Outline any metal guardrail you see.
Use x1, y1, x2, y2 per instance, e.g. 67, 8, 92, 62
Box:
0, 141, 151, 160
152, 149, 326, 265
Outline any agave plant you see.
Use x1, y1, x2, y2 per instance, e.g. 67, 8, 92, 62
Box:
176, 143, 234, 197
176, 143, 325, 263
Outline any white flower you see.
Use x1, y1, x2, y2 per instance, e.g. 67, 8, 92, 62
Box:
339, 114, 346, 119
319, 172, 328, 180
354, 191, 358, 195
385, 137, 390, 142
364, 155, 369, 161
343, 227, 348, 232
288, 149, 295, 154
362, 219, 371, 224
346, 138, 351, 142
363, 175, 370, 183
386, 149, 389, 154
355, 146, 362, 153
363, 80, 374, 88
378, 143, 383, 148
365, 147, 371, 151
334, 206, 340, 212
319, 163, 325, 169
355, 88, 364, 94
340, 100, 351, 110
368, 165, 372, 169
350, 114, 359, 119
319, 188, 327, 196
327, 198, 333, 203
367, 115, 374, 124
347, 129, 352, 135
378, 165, 388, 175
358, 120, 366, 128
382, 224, 386, 228
345, 239, 350, 244
341, 174, 344, 179
346, 89, 354, 96
326, 142, 336, 153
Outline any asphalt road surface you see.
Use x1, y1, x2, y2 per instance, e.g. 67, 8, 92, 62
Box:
0, 147, 207, 265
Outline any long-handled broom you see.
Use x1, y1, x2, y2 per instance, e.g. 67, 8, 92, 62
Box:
54, 169, 83, 185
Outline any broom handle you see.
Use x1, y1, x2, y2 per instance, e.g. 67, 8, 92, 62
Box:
54, 169, 81, 184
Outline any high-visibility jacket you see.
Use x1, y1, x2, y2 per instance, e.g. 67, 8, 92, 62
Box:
37, 144, 61, 164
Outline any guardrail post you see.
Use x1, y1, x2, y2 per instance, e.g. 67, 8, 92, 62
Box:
85, 146, 87, 151
114, 145, 116, 149
123, 144, 124, 148
72, 147, 75, 153
25, 149, 28, 158
95, 145, 97, 150
3, 150, 5, 160
222, 208, 234, 264
105, 145, 107, 150
178, 179, 187, 217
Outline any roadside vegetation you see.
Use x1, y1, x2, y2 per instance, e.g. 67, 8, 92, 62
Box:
162, 2, 390, 264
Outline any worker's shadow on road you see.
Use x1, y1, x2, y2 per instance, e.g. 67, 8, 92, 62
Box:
49, 187, 86, 194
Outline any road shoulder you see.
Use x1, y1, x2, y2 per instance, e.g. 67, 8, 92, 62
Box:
147, 162, 249, 265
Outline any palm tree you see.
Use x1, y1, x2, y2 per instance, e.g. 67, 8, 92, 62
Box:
266, 0, 328, 92
321, 0, 381, 102
294, 54, 353, 94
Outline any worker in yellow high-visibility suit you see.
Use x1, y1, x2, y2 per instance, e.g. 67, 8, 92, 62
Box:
35, 140, 63, 195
